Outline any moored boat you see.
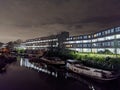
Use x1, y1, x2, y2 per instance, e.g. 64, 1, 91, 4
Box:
0, 61, 6, 71
40, 57, 65, 66
0, 54, 17, 63
66, 59, 120, 81
29, 56, 41, 63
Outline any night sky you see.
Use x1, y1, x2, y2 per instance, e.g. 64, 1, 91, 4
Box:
0, 0, 120, 43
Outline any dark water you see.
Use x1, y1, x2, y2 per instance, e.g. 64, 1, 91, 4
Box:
0, 57, 119, 90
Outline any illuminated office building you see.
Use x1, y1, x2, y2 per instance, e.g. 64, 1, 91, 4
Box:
64, 26, 120, 54
21, 26, 120, 54
21, 32, 69, 51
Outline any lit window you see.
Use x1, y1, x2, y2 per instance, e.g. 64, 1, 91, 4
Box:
78, 36, 82, 39
118, 41, 120, 46
115, 27, 120, 32
102, 32, 104, 35
79, 44, 82, 47
73, 37, 77, 40
111, 42, 114, 46
94, 34, 97, 37
105, 35, 114, 40
83, 35, 87, 39
96, 33, 99, 36
92, 39, 97, 42
98, 33, 101, 36
66, 45, 72, 48
116, 34, 120, 39
107, 30, 110, 34
98, 37, 105, 41
76, 40, 82, 43
83, 44, 87, 47
105, 31, 108, 34
107, 42, 111, 46
111, 29, 114, 33
83, 40, 91, 43
88, 35, 91, 38
92, 43, 96, 47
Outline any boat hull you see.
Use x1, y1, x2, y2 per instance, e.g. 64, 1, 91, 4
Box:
41, 57, 65, 66
66, 62, 119, 82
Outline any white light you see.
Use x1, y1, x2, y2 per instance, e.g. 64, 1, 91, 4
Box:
92, 39, 97, 42
116, 34, 120, 39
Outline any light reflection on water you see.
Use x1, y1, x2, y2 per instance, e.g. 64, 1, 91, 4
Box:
19, 58, 120, 90
20, 58, 59, 78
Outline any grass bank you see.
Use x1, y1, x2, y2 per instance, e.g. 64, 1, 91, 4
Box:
45, 49, 120, 71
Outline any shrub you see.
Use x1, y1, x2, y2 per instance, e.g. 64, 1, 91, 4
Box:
45, 49, 120, 71
97, 49, 113, 54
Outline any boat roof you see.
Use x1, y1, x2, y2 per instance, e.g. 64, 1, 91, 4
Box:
67, 59, 81, 63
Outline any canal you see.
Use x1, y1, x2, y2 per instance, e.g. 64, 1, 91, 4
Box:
0, 57, 119, 90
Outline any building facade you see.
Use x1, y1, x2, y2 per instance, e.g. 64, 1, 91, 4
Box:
64, 26, 120, 54
21, 32, 69, 51
20, 26, 120, 54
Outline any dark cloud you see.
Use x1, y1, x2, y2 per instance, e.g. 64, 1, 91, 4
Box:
82, 15, 120, 24
0, 0, 119, 42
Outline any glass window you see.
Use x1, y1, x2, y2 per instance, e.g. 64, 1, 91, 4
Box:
118, 41, 120, 46
76, 40, 82, 43
92, 43, 96, 47
87, 44, 91, 47
88, 35, 91, 38
83, 40, 91, 43
92, 39, 97, 42
98, 32, 101, 36
98, 37, 105, 41
66, 38, 69, 40
115, 27, 120, 32
78, 44, 82, 47
116, 34, 120, 39
66, 45, 72, 48
107, 30, 110, 34
96, 33, 98, 37
94, 34, 97, 37
105, 35, 114, 40
102, 42, 105, 46
111, 29, 114, 33
83, 44, 87, 47
111, 41, 114, 46
79, 36, 82, 39
108, 42, 111, 46
105, 31, 108, 34
102, 32, 104, 35
83, 35, 87, 39
67, 41, 75, 44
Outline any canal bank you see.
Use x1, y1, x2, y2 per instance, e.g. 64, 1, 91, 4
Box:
0, 57, 119, 90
